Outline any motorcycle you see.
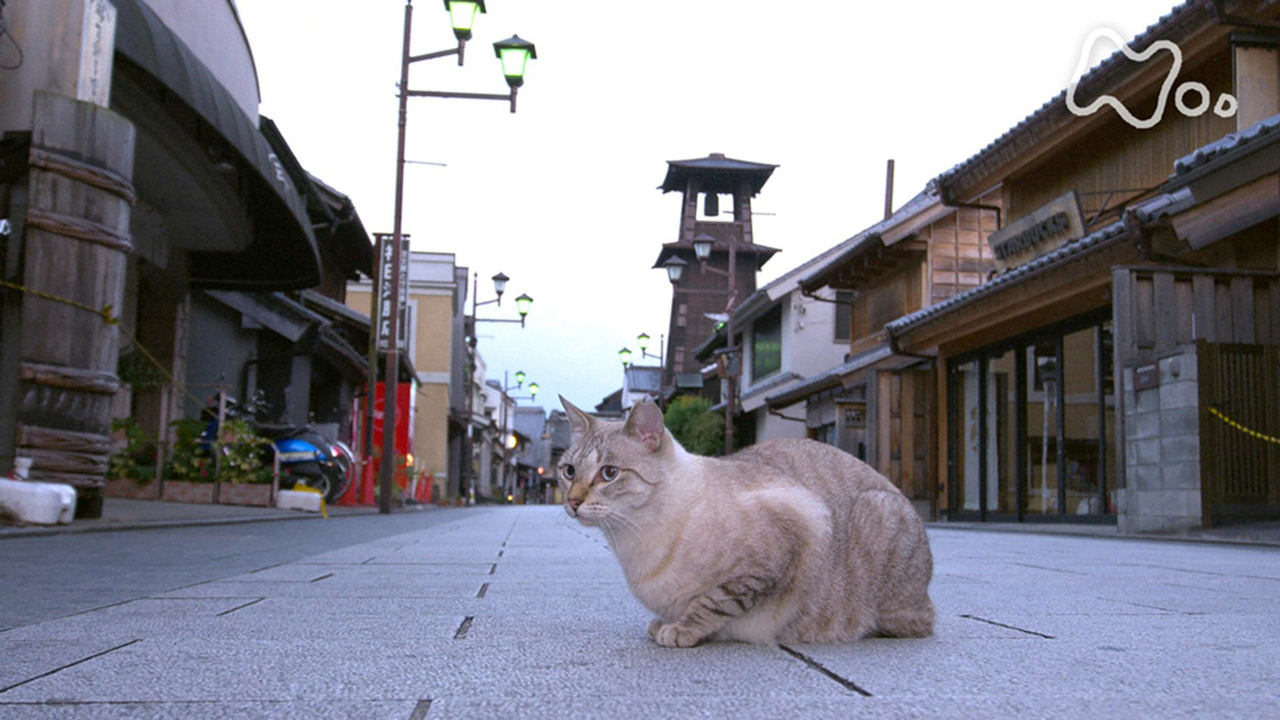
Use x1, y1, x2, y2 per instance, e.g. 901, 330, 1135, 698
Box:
202, 392, 352, 503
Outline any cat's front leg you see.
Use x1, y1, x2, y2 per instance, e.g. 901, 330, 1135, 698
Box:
647, 576, 771, 648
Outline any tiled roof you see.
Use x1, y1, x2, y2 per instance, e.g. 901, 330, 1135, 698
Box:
660, 153, 778, 195
1170, 111, 1280, 178
930, 2, 1202, 196
885, 217, 1134, 336
765, 345, 894, 409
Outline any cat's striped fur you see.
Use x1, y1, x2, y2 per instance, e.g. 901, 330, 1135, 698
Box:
559, 397, 934, 647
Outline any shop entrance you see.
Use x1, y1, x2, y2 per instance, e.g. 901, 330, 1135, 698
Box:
947, 311, 1116, 522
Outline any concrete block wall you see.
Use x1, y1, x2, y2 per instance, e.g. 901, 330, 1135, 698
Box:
1118, 348, 1202, 534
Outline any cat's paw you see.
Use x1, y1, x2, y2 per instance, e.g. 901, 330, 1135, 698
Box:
651, 622, 703, 648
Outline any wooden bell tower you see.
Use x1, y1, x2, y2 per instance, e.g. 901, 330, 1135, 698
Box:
652, 153, 778, 398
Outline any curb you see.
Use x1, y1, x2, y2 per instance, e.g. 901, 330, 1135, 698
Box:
927, 521, 1280, 549
0, 504, 440, 539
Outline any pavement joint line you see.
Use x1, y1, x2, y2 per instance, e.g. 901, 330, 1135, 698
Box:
453, 616, 474, 640
476, 582, 489, 599
777, 644, 872, 697
488, 563, 497, 575
1100, 597, 1199, 615
959, 614, 1056, 639
0, 639, 141, 694
216, 598, 265, 617
1010, 562, 1091, 576
248, 561, 290, 574
407, 699, 433, 719
309, 573, 334, 583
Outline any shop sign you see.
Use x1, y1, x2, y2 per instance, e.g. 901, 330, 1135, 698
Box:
375, 235, 411, 352
987, 191, 1085, 271
77, 0, 116, 107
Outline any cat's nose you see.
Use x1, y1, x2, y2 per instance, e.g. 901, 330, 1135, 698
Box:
567, 497, 582, 514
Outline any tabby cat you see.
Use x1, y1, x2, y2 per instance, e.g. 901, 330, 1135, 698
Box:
558, 397, 934, 647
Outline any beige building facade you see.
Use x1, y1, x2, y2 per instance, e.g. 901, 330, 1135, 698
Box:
348, 251, 464, 494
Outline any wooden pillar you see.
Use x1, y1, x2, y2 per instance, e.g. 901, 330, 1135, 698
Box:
1234, 38, 1280, 131
14, 91, 135, 517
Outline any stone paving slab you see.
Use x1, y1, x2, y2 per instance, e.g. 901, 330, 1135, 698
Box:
2, 506, 1279, 718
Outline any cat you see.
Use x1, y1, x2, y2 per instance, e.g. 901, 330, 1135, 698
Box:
558, 396, 934, 647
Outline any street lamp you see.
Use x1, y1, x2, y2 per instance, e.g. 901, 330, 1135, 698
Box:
692, 232, 714, 262
445, 0, 484, 40
636, 332, 662, 361
663, 256, 688, 284
493, 35, 537, 88
466, 273, 533, 506
618, 347, 632, 367
376, 0, 537, 514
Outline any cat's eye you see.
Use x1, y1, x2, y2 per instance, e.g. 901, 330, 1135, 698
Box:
601, 465, 620, 482
561, 464, 575, 480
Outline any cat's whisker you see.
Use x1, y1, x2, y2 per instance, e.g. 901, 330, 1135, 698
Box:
604, 509, 641, 534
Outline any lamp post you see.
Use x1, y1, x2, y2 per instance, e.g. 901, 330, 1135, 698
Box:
465, 273, 533, 505
663, 233, 740, 455
619, 332, 665, 409
490, 369, 530, 504
379, 0, 537, 514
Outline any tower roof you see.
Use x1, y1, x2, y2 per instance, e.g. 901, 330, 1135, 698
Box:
659, 153, 777, 195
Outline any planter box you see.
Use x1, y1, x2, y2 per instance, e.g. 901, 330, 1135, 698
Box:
104, 477, 159, 500
218, 483, 272, 507
160, 480, 215, 504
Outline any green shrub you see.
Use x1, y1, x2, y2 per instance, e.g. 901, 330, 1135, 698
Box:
663, 396, 725, 456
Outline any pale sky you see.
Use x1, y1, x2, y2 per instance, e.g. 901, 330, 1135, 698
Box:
235, 0, 1183, 411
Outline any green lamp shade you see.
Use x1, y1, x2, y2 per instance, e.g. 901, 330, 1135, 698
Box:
493, 35, 537, 87
529, 382, 539, 398
515, 370, 526, 386
619, 347, 633, 366
514, 293, 533, 317
445, 0, 485, 40
637, 333, 650, 352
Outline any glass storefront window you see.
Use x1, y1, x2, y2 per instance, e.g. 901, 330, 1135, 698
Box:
989, 348, 1019, 514
1062, 325, 1102, 516
1025, 339, 1061, 516
948, 312, 1114, 522
952, 360, 980, 512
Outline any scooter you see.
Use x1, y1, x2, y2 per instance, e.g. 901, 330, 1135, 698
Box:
203, 392, 352, 503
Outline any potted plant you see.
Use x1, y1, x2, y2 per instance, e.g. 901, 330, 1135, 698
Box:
104, 417, 159, 499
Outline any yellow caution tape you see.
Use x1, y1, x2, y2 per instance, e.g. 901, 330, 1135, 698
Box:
1206, 406, 1280, 446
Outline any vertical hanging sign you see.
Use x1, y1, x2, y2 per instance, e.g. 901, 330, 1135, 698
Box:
375, 234, 411, 351
77, 0, 116, 107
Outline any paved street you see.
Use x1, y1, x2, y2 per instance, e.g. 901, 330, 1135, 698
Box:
1, 505, 1278, 718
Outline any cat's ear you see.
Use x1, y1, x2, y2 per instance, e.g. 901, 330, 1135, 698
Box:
560, 395, 594, 438
624, 399, 664, 453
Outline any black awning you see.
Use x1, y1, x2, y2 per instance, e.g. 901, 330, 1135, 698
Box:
112, 0, 320, 289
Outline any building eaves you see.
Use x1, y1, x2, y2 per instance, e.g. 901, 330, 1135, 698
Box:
799, 188, 940, 293
765, 344, 895, 409
1166, 110, 1280, 189
885, 216, 1135, 336
660, 153, 778, 195
929, 1, 1205, 199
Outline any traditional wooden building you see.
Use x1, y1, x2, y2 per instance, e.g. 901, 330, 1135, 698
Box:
764, 188, 998, 517
0, 0, 329, 515
884, 0, 1280, 532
